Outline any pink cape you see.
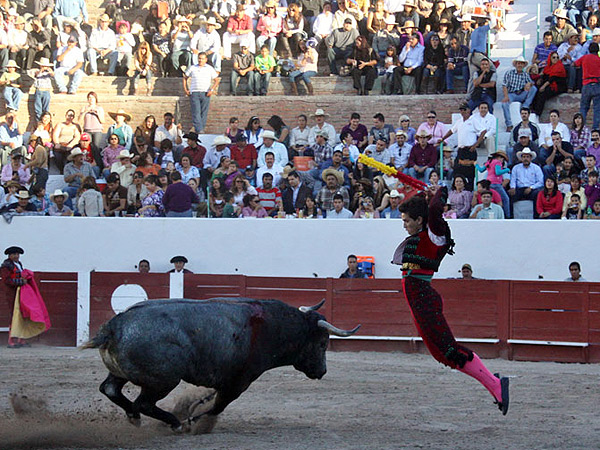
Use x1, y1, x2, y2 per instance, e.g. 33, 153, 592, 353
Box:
19, 269, 51, 331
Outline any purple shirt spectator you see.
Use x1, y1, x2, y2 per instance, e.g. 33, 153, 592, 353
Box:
340, 123, 368, 148
162, 181, 199, 213
587, 143, 600, 168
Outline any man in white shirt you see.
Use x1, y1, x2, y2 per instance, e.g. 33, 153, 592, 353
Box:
257, 130, 288, 167
465, 102, 497, 155
203, 135, 231, 170
190, 18, 222, 73
256, 152, 283, 186
539, 109, 571, 150
326, 193, 353, 218
54, 36, 85, 94
87, 14, 118, 75
183, 52, 220, 134
308, 108, 338, 146
154, 112, 184, 154
565, 261, 587, 281
312, 2, 334, 46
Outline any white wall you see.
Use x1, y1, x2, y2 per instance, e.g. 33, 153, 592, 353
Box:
2, 217, 597, 282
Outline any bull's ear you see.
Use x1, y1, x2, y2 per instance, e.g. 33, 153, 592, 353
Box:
299, 299, 325, 313
318, 320, 361, 337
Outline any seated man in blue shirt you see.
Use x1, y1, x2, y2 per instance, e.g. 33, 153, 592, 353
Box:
509, 147, 544, 214
380, 189, 403, 218
393, 33, 424, 94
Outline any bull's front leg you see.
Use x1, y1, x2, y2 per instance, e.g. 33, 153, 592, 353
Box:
189, 381, 251, 423
100, 373, 140, 425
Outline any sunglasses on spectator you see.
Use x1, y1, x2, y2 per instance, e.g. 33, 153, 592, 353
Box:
427, 116, 436, 119
401, 119, 409, 122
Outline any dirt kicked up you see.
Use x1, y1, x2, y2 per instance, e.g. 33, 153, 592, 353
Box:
0, 347, 598, 450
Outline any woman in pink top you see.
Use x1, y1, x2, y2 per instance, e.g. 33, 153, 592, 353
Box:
78, 91, 105, 150
477, 150, 511, 219
102, 133, 125, 178
241, 193, 268, 217
256, 1, 283, 55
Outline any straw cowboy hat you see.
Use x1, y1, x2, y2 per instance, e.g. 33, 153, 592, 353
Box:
16, 190, 31, 199
553, 8, 568, 20
404, 0, 417, 7
36, 57, 53, 67
280, 165, 295, 179
491, 150, 509, 162
512, 55, 528, 66
67, 148, 85, 160
264, 0, 278, 8
384, 16, 397, 26
98, 13, 112, 23
415, 129, 432, 138
49, 189, 69, 201
174, 15, 193, 24
310, 108, 329, 118
5, 60, 18, 69
213, 135, 232, 146
457, 14, 475, 22
516, 147, 537, 160
203, 17, 221, 29
401, 20, 417, 31
321, 168, 344, 184
262, 130, 277, 140
109, 109, 132, 121
14, 16, 26, 26
117, 150, 134, 159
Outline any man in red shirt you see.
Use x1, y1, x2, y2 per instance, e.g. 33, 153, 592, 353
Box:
256, 172, 282, 216
230, 134, 257, 169
407, 129, 437, 181
182, 131, 206, 169
222, 4, 255, 59
574, 42, 600, 129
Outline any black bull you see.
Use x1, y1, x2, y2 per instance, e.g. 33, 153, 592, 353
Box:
83, 298, 360, 429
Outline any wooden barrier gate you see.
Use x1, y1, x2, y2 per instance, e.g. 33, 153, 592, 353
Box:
2, 272, 599, 363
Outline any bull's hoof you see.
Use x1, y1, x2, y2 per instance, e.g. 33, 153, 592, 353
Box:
171, 423, 186, 433
127, 414, 141, 427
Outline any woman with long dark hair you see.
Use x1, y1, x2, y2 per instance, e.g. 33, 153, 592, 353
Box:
396, 188, 510, 414
281, 3, 305, 57
570, 112, 591, 160
532, 52, 567, 116
421, 33, 445, 94
348, 35, 379, 96
244, 116, 264, 148
132, 41, 154, 95
266, 115, 290, 148
536, 177, 563, 219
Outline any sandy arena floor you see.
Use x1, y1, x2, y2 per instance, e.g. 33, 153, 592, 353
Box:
0, 346, 598, 450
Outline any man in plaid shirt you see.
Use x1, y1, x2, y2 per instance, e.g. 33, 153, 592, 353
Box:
501, 56, 537, 131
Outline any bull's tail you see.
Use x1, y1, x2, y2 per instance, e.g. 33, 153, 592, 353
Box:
79, 323, 111, 350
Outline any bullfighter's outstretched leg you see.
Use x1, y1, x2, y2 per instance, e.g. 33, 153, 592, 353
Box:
100, 373, 140, 424
133, 387, 181, 429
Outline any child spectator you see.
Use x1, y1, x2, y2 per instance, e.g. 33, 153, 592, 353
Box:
30, 185, 50, 214
563, 175, 587, 214
478, 150, 511, 218
32, 58, 54, 121
562, 193, 582, 219
581, 155, 597, 185
381, 46, 399, 95
585, 199, 600, 219
222, 191, 240, 218
48, 189, 73, 216
0, 60, 22, 111
254, 45, 276, 96
77, 177, 104, 217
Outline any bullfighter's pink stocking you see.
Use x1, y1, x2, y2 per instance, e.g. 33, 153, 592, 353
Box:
458, 352, 502, 402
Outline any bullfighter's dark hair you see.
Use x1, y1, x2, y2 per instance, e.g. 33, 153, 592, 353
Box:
398, 194, 429, 227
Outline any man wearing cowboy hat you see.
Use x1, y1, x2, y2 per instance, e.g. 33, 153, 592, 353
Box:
558, 30, 583, 92
398, 20, 423, 49
0, 60, 22, 111
171, 16, 194, 75
87, 13, 117, 76
63, 147, 94, 200
191, 17, 222, 73
48, 189, 73, 216
7, 16, 28, 70
110, 150, 137, 188
511, 127, 541, 166
203, 135, 231, 171
454, 14, 474, 48
550, 8, 577, 46
54, 35, 85, 94
308, 108, 338, 146
325, 18, 359, 76
394, 32, 424, 95
380, 189, 404, 218
316, 169, 350, 213
0, 190, 37, 214
184, 52, 220, 134
53, 0, 89, 30
407, 129, 437, 181
581, 27, 600, 55
258, 130, 288, 168
182, 131, 207, 169
501, 55, 537, 132
509, 147, 544, 207
372, 16, 401, 56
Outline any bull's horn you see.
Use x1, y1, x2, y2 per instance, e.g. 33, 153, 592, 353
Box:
299, 299, 325, 313
318, 320, 361, 337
